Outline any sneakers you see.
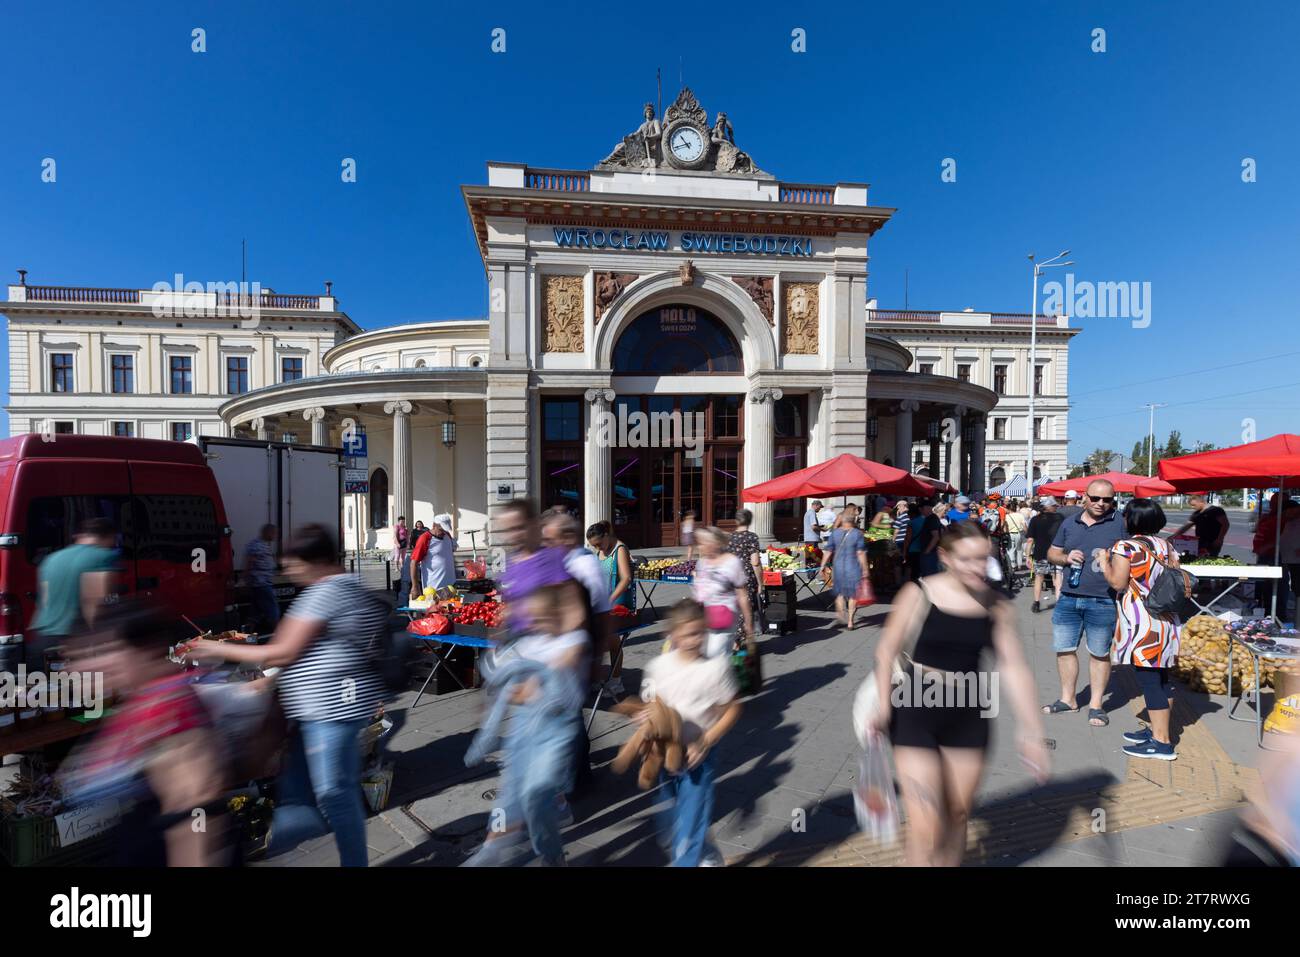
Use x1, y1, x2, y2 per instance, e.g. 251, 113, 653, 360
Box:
1031, 600, 1040, 614
555, 797, 575, 829
1122, 739, 1177, 761
700, 844, 725, 867
461, 829, 529, 867
1122, 727, 1153, 745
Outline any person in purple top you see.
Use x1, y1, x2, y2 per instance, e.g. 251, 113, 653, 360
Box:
494, 499, 583, 639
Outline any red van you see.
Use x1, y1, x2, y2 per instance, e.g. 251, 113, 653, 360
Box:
0, 435, 234, 669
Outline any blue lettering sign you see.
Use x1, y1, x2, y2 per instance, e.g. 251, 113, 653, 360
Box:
552, 227, 812, 256
651, 232, 669, 250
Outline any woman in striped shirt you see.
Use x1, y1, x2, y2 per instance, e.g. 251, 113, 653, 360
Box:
188, 523, 390, 866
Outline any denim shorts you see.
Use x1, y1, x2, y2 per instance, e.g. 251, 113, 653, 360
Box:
1051, 594, 1116, 658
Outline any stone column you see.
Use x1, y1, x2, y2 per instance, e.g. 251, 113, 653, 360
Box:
928, 430, 942, 478
948, 406, 966, 492
970, 416, 987, 495
251, 417, 271, 441
583, 389, 614, 528
302, 407, 328, 447
746, 387, 782, 543
385, 400, 416, 533
894, 399, 919, 472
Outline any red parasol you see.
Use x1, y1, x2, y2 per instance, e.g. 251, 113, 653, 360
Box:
743, 453, 937, 502
1156, 434, 1300, 491
1037, 471, 1176, 497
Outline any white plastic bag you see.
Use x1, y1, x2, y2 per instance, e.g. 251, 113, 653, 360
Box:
853, 730, 900, 844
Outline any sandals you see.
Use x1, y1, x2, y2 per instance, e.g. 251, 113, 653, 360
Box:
1088, 709, 1109, 727
1042, 700, 1078, 715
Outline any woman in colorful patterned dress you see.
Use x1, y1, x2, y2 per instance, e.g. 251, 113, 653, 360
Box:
727, 509, 763, 643
1098, 498, 1183, 761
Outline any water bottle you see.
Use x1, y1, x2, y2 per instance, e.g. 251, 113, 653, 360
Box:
1068, 560, 1084, 589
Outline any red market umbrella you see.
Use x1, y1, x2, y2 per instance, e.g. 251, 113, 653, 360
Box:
743, 453, 936, 502
916, 475, 958, 495
1156, 434, 1300, 491
1158, 434, 1300, 622
1037, 471, 1176, 497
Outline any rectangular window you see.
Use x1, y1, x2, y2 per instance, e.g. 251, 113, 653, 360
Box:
1034, 417, 1045, 440
711, 448, 740, 523
132, 494, 220, 565
918, 362, 934, 376
542, 398, 581, 441
993, 365, 1008, 395
712, 396, 740, 438
281, 357, 304, 382
111, 354, 134, 394
171, 422, 193, 442
53, 421, 75, 435
170, 356, 193, 394
112, 421, 134, 437
51, 353, 74, 392
957, 363, 971, 383
1034, 365, 1045, 396
25, 495, 131, 564
226, 356, 249, 395
994, 418, 1007, 441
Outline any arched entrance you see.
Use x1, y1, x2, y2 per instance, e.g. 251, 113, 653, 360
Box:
606, 303, 745, 548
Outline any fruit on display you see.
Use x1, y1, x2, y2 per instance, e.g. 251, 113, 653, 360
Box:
637, 558, 695, 580
765, 550, 798, 570
1184, 556, 1243, 566
452, 600, 503, 629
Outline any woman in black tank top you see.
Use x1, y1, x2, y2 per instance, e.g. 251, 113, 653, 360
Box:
868, 521, 1050, 866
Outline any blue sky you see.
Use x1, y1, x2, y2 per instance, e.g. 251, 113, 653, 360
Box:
2, 0, 1297, 461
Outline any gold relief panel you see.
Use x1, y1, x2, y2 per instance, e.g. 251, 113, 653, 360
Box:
542, 275, 585, 353
782, 281, 820, 355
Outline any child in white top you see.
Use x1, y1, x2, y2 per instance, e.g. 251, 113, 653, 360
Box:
637, 598, 742, 866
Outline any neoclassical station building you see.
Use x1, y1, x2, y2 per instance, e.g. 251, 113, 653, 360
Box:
3, 90, 1078, 549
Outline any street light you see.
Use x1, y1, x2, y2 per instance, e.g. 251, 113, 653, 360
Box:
1144, 402, 1167, 477
1027, 250, 1073, 493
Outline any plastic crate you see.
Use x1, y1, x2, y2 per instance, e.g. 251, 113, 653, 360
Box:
0, 811, 116, 867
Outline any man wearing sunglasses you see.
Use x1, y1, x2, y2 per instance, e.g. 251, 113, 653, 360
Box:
1042, 479, 1125, 727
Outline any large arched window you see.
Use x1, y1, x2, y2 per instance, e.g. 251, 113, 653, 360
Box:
989, 466, 1007, 489
612, 305, 742, 374
370, 468, 389, 529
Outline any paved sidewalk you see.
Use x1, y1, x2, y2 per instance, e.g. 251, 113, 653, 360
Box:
265, 574, 1269, 868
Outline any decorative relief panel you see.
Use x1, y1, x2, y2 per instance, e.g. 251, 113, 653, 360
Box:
542, 275, 585, 353
782, 282, 820, 355
732, 275, 774, 325
593, 272, 637, 324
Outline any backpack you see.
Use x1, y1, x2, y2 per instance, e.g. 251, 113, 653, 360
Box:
1134, 536, 1199, 620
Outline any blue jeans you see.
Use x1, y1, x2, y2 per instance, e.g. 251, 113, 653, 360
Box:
250, 585, 281, 632
659, 753, 717, 867
1051, 594, 1116, 658
500, 711, 580, 865
268, 717, 370, 867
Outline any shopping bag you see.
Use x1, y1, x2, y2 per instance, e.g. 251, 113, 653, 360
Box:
853, 576, 875, 606
853, 731, 900, 844
407, 613, 452, 637
463, 559, 487, 580
731, 635, 763, 697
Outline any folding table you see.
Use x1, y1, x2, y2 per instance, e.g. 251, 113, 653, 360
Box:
1182, 564, 1284, 622
585, 621, 642, 733
1227, 633, 1300, 750
410, 632, 494, 708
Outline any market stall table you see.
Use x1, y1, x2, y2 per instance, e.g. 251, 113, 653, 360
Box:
790, 566, 832, 606
586, 620, 643, 733
1181, 564, 1284, 620
1227, 632, 1300, 749
634, 576, 692, 619
410, 632, 495, 708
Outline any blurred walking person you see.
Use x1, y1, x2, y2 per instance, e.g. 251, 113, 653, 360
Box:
637, 599, 742, 866
691, 526, 754, 657
818, 512, 869, 630
870, 522, 1049, 865
1025, 497, 1064, 613
186, 523, 390, 867
244, 523, 280, 633
587, 520, 634, 697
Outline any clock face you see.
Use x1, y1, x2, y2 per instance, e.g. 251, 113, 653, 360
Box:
668, 125, 705, 163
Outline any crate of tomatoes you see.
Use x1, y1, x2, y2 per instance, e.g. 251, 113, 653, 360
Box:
451, 600, 504, 637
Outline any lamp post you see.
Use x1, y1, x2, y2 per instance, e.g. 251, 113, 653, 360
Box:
867, 414, 879, 460
1027, 250, 1073, 494
1143, 402, 1167, 477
